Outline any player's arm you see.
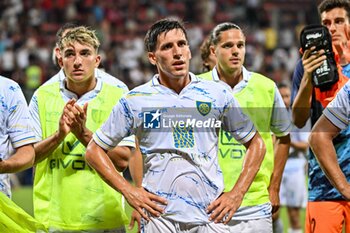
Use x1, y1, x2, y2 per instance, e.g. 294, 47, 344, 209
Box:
269, 87, 291, 213
207, 132, 265, 224
86, 99, 167, 220
309, 115, 350, 199
86, 139, 167, 220
107, 146, 131, 172
32, 99, 74, 164
128, 139, 143, 187
268, 134, 290, 213
0, 144, 35, 173
292, 47, 326, 128
128, 139, 143, 232
207, 93, 265, 224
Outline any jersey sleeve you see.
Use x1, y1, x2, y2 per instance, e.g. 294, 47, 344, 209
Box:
323, 81, 350, 130
271, 85, 292, 137
28, 92, 42, 141
7, 84, 36, 148
93, 98, 134, 150
221, 94, 256, 144
117, 135, 136, 148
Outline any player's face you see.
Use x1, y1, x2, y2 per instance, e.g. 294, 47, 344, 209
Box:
279, 86, 291, 108
60, 42, 100, 84
214, 29, 245, 74
321, 7, 350, 46
148, 29, 191, 80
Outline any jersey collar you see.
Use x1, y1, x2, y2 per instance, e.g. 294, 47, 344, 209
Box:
151, 72, 199, 87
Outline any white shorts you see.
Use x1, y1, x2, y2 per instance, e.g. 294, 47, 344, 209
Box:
279, 159, 307, 208
141, 216, 229, 233
227, 217, 272, 233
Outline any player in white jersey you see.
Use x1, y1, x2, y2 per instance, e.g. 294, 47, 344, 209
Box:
85, 18, 266, 233
0, 77, 37, 198
0, 76, 46, 233
309, 80, 350, 200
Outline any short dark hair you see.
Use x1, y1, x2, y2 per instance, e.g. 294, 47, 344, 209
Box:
318, 0, 350, 21
211, 22, 243, 46
144, 18, 188, 52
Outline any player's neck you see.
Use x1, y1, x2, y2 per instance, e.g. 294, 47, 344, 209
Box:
65, 77, 97, 98
158, 74, 191, 94
218, 68, 243, 89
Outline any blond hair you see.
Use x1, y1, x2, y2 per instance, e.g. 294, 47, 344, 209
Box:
58, 26, 100, 52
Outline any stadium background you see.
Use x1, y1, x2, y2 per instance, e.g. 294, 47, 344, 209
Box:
1, 0, 321, 232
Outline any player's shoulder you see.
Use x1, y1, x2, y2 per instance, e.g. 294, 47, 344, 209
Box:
195, 75, 232, 93
0, 76, 22, 99
125, 80, 155, 98
0, 76, 19, 88
95, 69, 129, 91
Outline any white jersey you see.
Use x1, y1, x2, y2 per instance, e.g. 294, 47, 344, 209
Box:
0, 77, 36, 197
93, 73, 256, 224
323, 80, 350, 130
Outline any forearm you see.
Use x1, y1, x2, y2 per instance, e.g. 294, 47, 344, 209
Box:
269, 135, 290, 192
292, 76, 312, 128
86, 140, 132, 194
34, 131, 64, 164
229, 133, 265, 198
107, 146, 131, 172
0, 145, 35, 173
74, 127, 93, 147
129, 147, 143, 188
310, 133, 349, 193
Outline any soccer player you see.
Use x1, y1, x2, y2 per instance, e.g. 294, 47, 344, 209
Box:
48, 22, 130, 93
29, 26, 136, 232
198, 22, 291, 233
85, 18, 266, 232
0, 77, 36, 197
291, 0, 350, 232
278, 83, 309, 233
0, 77, 47, 231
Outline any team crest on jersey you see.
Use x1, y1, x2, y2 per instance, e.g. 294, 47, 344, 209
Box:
196, 101, 211, 116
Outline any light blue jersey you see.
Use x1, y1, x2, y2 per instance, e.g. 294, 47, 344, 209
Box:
93, 73, 256, 224
0, 77, 36, 197
324, 80, 350, 129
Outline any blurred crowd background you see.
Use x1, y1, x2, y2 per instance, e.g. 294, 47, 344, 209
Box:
0, 0, 321, 105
